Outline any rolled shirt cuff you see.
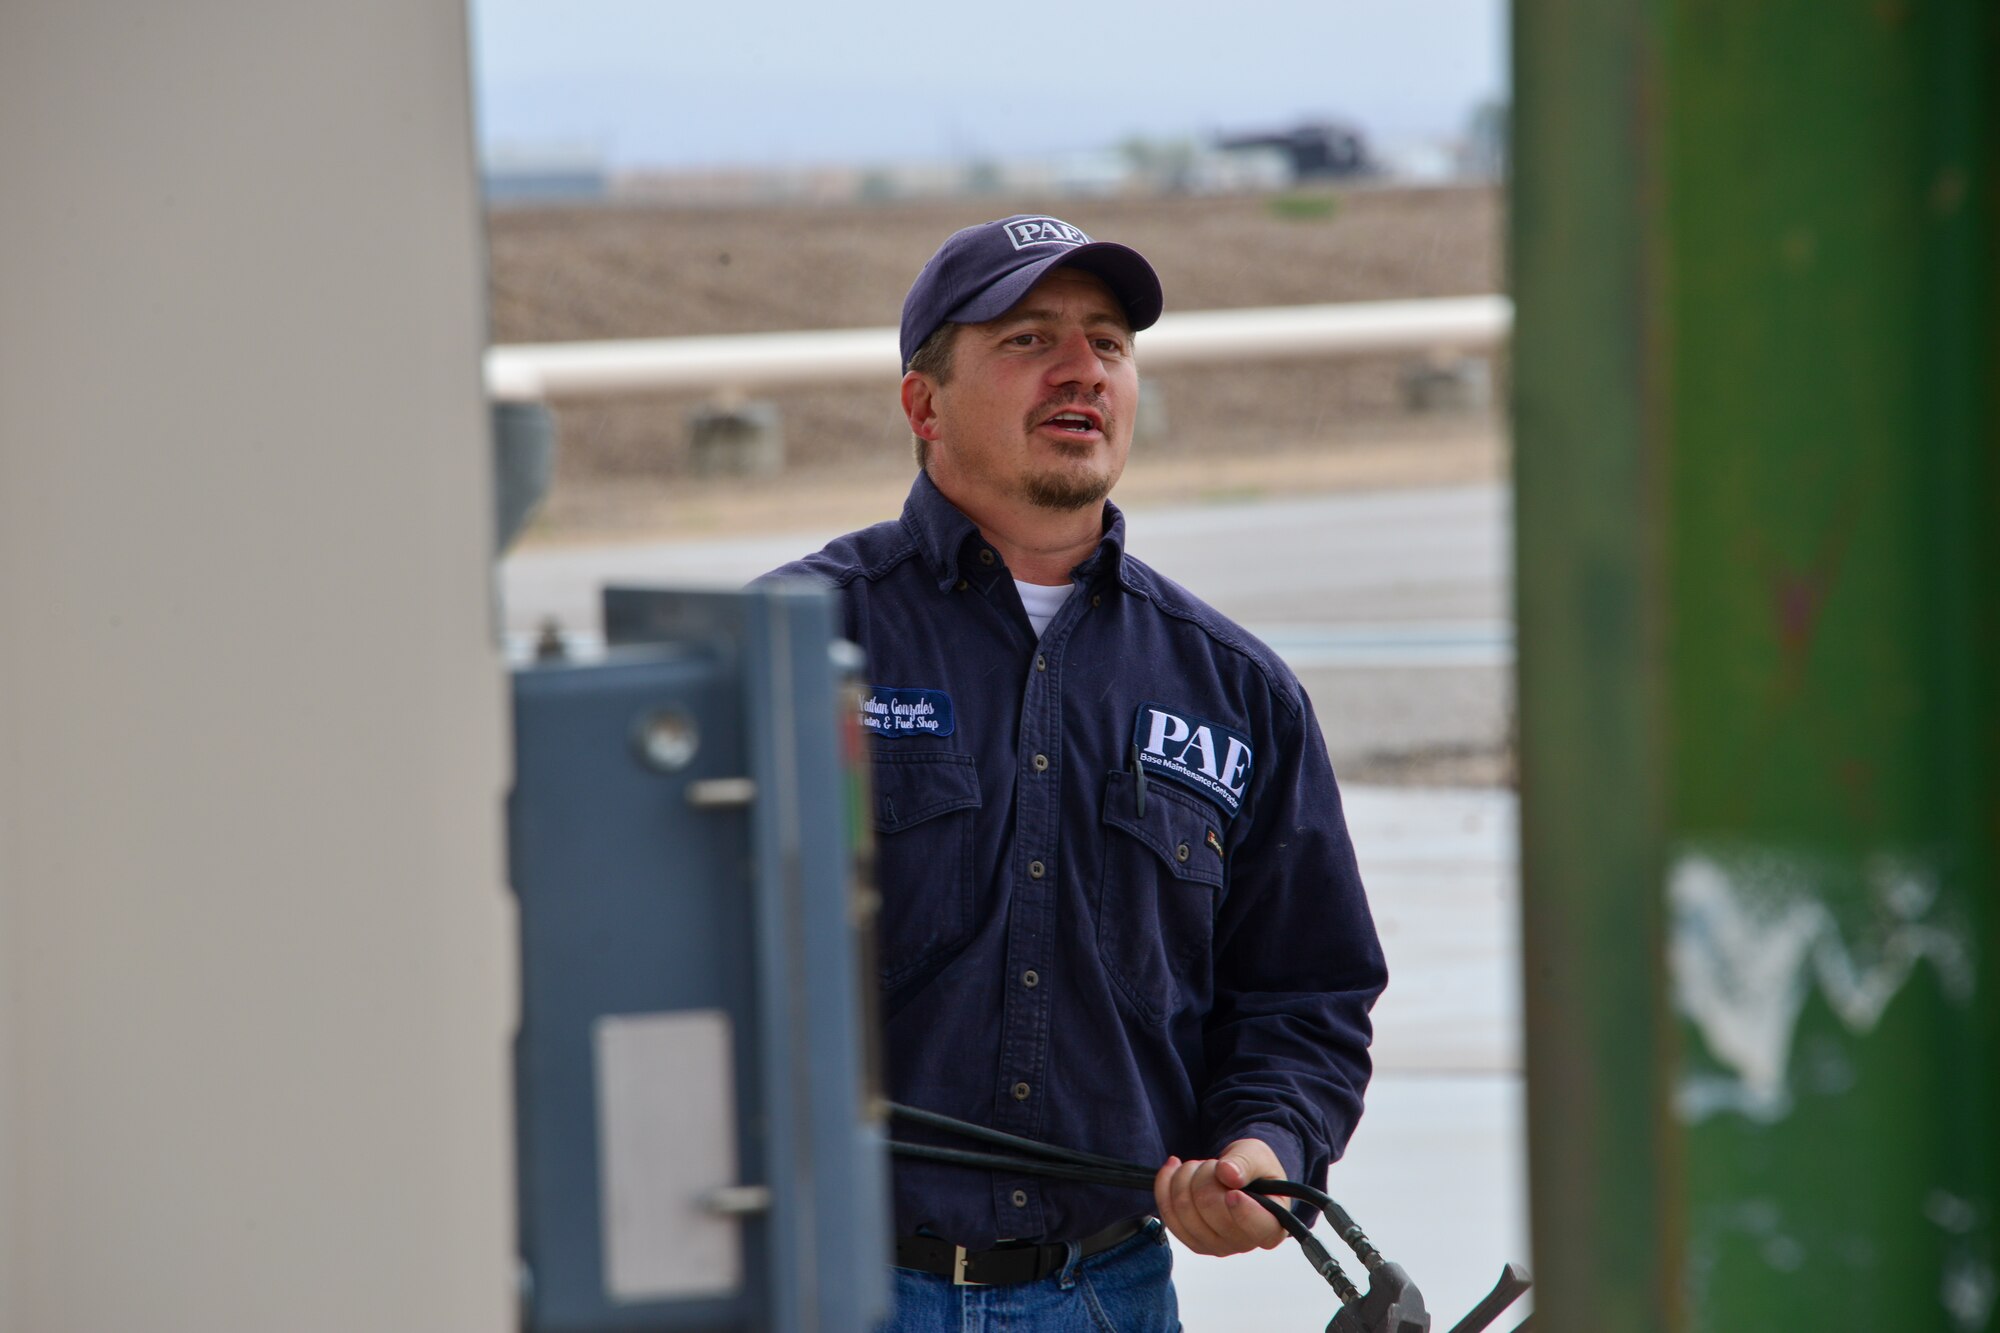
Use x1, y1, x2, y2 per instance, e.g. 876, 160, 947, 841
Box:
1209, 1121, 1305, 1186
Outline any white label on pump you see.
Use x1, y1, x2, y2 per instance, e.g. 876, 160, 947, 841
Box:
594, 1009, 743, 1301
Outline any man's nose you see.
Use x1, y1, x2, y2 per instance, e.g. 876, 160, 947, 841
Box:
1044, 329, 1108, 388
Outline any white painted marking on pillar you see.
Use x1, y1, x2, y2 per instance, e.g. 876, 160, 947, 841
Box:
1668, 849, 1975, 1124
1943, 1255, 1997, 1331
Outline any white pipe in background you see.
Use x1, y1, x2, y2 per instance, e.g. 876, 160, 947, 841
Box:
485, 295, 1513, 403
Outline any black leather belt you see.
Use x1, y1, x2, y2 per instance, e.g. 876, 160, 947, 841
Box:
895, 1217, 1150, 1286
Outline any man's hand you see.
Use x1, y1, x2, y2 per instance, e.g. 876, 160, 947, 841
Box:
1152, 1137, 1289, 1256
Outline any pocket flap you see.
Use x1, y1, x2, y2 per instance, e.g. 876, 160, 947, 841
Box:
872, 752, 982, 832
1101, 769, 1224, 888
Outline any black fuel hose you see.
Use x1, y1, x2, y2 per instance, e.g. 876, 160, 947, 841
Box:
886, 1101, 1375, 1304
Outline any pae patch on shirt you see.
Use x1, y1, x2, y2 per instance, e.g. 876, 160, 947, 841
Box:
1132, 701, 1253, 818
861, 685, 956, 737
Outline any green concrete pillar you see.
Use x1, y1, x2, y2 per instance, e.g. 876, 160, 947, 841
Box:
1514, 1, 1999, 1328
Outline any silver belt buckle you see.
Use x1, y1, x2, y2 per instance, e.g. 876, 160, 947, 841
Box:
951, 1245, 985, 1286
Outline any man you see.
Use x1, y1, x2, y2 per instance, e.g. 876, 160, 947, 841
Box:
768, 215, 1386, 1330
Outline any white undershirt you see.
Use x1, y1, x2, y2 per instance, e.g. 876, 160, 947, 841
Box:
1014, 579, 1073, 638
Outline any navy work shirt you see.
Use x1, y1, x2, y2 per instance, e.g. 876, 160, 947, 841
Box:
769, 472, 1386, 1249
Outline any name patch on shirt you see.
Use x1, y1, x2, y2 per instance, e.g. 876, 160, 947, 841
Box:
861, 685, 956, 738
1132, 702, 1253, 818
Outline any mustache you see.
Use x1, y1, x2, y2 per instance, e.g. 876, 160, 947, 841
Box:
1024, 390, 1112, 433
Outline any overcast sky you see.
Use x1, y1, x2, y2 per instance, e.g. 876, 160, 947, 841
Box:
470, 0, 1508, 169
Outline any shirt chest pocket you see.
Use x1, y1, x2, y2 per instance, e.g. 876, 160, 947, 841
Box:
1096, 769, 1225, 1025
870, 752, 982, 986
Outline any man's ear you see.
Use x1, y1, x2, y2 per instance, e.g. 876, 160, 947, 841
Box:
901, 371, 942, 442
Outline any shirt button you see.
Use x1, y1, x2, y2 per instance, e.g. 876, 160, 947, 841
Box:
1028, 860, 1045, 879
1012, 1189, 1029, 1207
1176, 842, 1190, 862
1032, 753, 1049, 772
1035, 654, 1046, 671
1022, 969, 1039, 988
1012, 1081, 1031, 1101
979, 548, 996, 566
955, 579, 968, 592
1091, 594, 1102, 607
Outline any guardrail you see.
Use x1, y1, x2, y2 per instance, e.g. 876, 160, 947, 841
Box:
485, 295, 1512, 403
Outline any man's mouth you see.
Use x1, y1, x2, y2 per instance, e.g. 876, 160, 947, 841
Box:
1041, 409, 1102, 435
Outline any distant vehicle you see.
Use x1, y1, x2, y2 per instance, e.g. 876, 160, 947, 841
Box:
1218, 121, 1372, 181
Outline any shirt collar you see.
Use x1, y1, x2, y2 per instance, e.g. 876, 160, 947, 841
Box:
899, 470, 1128, 591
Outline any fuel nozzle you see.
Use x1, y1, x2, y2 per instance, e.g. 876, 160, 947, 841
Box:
1326, 1259, 1533, 1333
1326, 1261, 1428, 1333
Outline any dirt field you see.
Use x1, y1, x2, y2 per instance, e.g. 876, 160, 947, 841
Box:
486, 185, 1505, 542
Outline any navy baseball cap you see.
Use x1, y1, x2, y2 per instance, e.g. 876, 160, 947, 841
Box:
899, 214, 1164, 369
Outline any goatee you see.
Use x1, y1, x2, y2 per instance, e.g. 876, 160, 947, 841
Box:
1022, 469, 1113, 512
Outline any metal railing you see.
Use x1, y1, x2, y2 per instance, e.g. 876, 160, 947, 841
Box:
485, 295, 1511, 403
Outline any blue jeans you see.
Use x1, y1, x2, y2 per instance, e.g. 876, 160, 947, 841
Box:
882, 1224, 1181, 1332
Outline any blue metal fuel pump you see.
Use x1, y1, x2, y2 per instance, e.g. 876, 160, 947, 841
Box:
509, 583, 889, 1333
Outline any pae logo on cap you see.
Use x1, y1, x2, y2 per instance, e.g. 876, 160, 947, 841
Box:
1005, 217, 1091, 251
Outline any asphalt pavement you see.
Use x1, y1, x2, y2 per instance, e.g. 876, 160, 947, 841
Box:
501, 482, 1509, 635
502, 481, 1514, 784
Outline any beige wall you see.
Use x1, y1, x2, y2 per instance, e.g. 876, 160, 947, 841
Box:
0, 3, 514, 1328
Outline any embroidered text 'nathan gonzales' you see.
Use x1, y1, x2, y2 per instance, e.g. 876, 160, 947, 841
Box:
861, 686, 956, 738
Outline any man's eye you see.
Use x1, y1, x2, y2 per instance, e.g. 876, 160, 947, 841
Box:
1007, 333, 1040, 346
